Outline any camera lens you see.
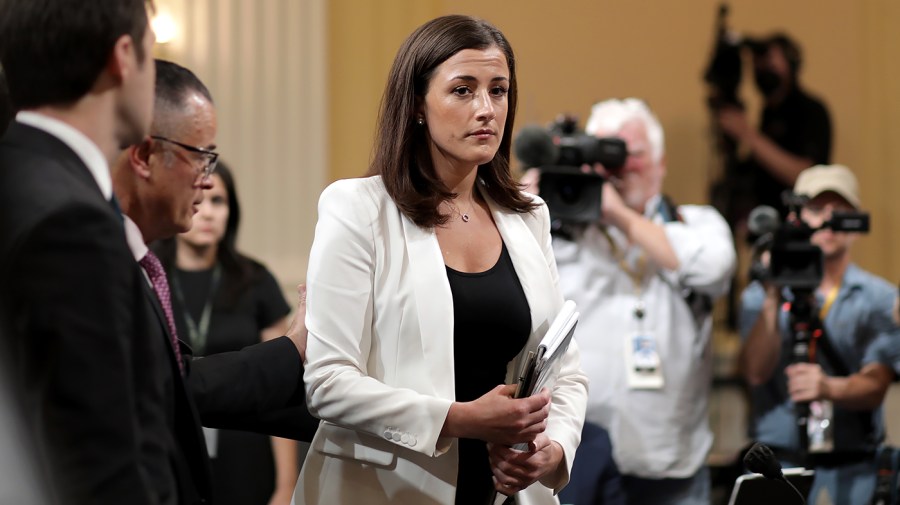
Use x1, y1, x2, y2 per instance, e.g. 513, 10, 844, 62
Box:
559, 183, 581, 204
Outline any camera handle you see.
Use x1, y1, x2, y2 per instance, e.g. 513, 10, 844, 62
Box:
785, 287, 820, 466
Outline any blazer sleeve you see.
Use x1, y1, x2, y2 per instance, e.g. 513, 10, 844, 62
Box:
527, 196, 590, 492
303, 180, 453, 458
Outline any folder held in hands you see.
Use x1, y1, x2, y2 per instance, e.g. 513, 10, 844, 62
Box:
513, 300, 578, 400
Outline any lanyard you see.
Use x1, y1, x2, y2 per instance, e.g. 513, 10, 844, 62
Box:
818, 283, 841, 321
600, 226, 648, 322
172, 263, 222, 354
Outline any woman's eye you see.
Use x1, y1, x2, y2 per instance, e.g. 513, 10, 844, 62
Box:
452, 86, 471, 96
491, 86, 508, 96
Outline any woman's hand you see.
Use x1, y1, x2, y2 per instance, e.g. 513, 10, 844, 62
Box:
488, 433, 564, 495
442, 385, 551, 446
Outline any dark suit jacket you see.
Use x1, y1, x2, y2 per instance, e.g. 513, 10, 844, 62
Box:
0, 122, 166, 504
0, 122, 318, 505
140, 279, 318, 505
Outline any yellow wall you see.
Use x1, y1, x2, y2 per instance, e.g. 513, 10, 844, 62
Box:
328, 0, 900, 283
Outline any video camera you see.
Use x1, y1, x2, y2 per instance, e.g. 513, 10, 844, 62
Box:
703, 3, 769, 110
514, 115, 628, 224
748, 194, 870, 289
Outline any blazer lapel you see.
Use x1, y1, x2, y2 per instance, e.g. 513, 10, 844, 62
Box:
400, 214, 456, 400
482, 191, 562, 380
487, 196, 556, 335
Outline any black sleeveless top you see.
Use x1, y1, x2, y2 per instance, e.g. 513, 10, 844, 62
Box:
446, 241, 531, 505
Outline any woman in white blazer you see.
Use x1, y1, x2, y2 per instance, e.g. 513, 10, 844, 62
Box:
294, 15, 588, 505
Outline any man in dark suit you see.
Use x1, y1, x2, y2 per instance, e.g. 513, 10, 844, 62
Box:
0, 1, 163, 503
0, 2, 315, 504
110, 59, 318, 504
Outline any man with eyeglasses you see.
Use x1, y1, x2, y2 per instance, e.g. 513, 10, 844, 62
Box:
739, 164, 900, 504
111, 59, 317, 505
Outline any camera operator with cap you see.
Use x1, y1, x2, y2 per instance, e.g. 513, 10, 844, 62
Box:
739, 164, 900, 504
716, 34, 832, 221
525, 98, 736, 505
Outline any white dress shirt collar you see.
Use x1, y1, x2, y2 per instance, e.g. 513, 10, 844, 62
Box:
123, 215, 149, 262
15, 111, 113, 200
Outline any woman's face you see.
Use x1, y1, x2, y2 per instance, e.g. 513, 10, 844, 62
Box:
178, 173, 229, 249
419, 46, 509, 176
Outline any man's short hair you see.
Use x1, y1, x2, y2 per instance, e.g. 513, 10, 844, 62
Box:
585, 98, 665, 165
152, 60, 213, 135
0, 0, 151, 109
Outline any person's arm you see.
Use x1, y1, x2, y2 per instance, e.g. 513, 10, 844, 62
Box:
739, 284, 784, 386
189, 337, 303, 415
258, 316, 298, 505
601, 183, 679, 270
717, 106, 814, 186
784, 280, 900, 410
201, 284, 319, 440
786, 362, 894, 410
744, 129, 814, 186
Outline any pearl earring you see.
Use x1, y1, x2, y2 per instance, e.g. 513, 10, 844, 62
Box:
417, 117, 424, 125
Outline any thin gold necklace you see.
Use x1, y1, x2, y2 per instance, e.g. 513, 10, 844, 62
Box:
449, 199, 475, 223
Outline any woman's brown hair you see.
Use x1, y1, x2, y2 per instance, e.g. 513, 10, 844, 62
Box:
367, 14, 538, 227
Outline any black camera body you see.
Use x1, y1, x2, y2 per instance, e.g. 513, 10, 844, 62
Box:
703, 4, 768, 110
514, 116, 628, 224
750, 203, 870, 289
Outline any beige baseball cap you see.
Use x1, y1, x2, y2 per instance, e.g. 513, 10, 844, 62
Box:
793, 164, 861, 209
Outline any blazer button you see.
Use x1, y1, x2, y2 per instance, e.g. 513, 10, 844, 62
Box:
400, 434, 409, 444
383, 430, 392, 440
392, 432, 401, 442
409, 436, 417, 447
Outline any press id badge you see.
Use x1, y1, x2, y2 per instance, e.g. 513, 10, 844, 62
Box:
807, 400, 835, 453
626, 333, 664, 389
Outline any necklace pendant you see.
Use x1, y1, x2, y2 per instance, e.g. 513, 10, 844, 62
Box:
461, 213, 470, 223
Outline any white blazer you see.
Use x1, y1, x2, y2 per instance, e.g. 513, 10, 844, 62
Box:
293, 176, 588, 505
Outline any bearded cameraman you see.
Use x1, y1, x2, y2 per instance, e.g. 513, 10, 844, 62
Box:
738, 165, 900, 504
715, 34, 832, 221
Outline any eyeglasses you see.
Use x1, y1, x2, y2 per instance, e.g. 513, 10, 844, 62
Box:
151, 135, 219, 181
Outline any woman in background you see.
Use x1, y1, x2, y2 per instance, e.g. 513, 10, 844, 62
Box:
156, 161, 298, 505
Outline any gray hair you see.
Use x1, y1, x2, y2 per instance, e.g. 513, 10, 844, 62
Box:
585, 98, 665, 164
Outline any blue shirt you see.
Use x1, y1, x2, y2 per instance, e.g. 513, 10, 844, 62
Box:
739, 263, 900, 453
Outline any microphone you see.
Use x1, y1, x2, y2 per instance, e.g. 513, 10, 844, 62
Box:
747, 205, 781, 236
513, 125, 558, 168
743, 443, 806, 504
